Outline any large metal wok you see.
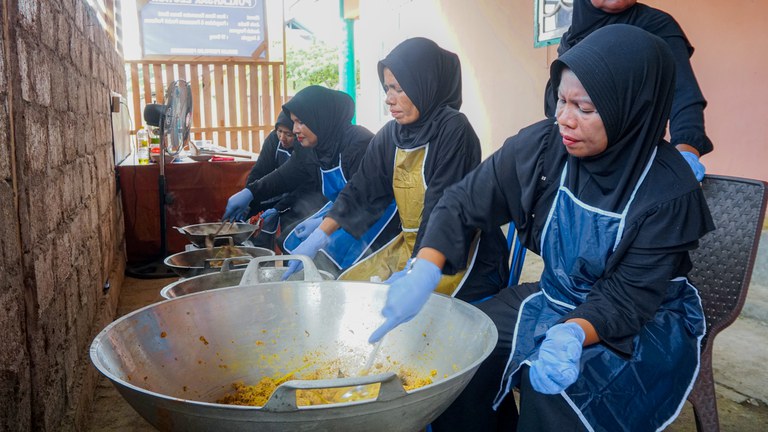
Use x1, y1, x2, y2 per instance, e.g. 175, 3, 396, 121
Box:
163, 245, 274, 278
173, 222, 259, 248
160, 255, 335, 299
90, 280, 498, 432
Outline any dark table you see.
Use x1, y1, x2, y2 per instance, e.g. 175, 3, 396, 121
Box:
118, 156, 255, 263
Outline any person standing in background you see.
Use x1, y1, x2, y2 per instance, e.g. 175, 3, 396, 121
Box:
544, 0, 713, 181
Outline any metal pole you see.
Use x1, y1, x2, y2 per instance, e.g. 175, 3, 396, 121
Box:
339, 0, 356, 123
158, 118, 168, 258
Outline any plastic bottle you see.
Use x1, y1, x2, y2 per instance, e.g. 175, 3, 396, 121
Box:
136, 128, 150, 165
149, 129, 161, 163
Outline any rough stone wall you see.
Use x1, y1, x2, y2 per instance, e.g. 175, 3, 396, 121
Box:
1, 1, 126, 430
0, 2, 32, 430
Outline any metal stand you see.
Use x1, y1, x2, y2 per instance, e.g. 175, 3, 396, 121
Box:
125, 115, 177, 279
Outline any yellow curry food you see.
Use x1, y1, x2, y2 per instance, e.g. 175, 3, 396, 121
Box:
208, 246, 250, 268
217, 365, 437, 407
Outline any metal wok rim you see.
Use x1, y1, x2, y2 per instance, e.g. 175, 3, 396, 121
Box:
89, 282, 498, 411
176, 222, 259, 247
162, 246, 274, 272
179, 222, 258, 235
158, 268, 336, 299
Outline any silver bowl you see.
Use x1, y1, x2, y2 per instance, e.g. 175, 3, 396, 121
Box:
90, 280, 498, 432
163, 245, 274, 278
173, 223, 259, 248
160, 255, 336, 299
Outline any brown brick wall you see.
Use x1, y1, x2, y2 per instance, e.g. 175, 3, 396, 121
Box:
1, 1, 126, 430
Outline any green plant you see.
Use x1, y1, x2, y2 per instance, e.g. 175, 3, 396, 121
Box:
286, 42, 340, 91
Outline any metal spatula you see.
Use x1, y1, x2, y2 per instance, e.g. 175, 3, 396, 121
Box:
205, 220, 234, 249
340, 338, 384, 401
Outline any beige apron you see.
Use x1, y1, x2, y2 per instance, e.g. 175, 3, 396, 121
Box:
339, 146, 478, 296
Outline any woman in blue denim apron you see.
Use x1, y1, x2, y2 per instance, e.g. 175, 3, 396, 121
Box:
370, 25, 715, 431
279, 86, 401, 274
243, 112, 325, 250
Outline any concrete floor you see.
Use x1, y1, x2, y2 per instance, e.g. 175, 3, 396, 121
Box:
86, 232, 768, 431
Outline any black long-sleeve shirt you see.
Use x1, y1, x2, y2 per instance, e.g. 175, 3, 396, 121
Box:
330, 114, 509, 302
245, 131, 295, 213
244, 125, 373, 215
423, 122, 713, 354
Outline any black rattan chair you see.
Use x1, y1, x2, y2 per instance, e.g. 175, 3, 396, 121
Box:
686, 175, 768, 432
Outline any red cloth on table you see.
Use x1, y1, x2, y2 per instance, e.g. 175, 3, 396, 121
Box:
118, 160, 255, 263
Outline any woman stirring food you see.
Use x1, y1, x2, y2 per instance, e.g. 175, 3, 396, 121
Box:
282, 37, 509, 301
278, 85, 401, 275
243, 112, 326, 251
371, 25, 714, 431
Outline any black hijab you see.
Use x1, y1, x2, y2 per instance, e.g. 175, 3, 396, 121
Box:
275, 111, 294, 132
377, 37, 463, 149
282, 85, 356, 167
551, 24, 675, 212
559, 0, 693, 57
544, 0, 693, 118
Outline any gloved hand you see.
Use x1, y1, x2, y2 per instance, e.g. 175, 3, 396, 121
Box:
293, 215, 323, 241
260, 208, 279, 228
529, 322, 586, 394
383, 260, 414, 285
369, 259, 442, 343
681, 151, 706, 181
281, 228, 330, 280
223, 188, 253, 221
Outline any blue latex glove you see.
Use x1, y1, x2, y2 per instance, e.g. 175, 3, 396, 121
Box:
293, 215, 323, 241
529, 322, 586, 394
223, 188, 253, 221
369, 259, 442, 343
281, 228, 330, 280
261, 208, 279, 228
384, 267, 409, 284
681, 151, 706, 181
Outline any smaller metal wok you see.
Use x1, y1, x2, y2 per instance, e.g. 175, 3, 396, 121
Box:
174, 222, 259, 248
160, 255, 335, 299
163, 245, 274, 278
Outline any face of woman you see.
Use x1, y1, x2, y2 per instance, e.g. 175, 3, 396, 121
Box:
276, 125, 295, 149
590, 0, 637, 13
382, 68, 420, 125
556, 68, 608, 158
290, 113, 317, 148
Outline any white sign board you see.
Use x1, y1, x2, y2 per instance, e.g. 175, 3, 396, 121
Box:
140, 0, 267, 58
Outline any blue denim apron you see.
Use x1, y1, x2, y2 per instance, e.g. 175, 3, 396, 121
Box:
493, 149, 705, 431
283, 155, 398, 270
259, 145, 293, 235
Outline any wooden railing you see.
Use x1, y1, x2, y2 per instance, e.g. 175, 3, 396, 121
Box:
125, 59, 287, 153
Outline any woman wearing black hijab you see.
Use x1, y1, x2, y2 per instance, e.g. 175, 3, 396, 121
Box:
242, 112, 323, 250
283, 38, 509, 301
370, 25, 714, 431
224, 87, 381, 266
272, 85, 401, 274
544, 0, 713, 182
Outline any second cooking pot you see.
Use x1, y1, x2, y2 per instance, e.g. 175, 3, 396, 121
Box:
174, 222, 260, 248
160, 255, 335, 299
163, 245, 275, 278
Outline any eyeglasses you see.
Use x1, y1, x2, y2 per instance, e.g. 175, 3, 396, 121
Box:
276, 129, 295, 138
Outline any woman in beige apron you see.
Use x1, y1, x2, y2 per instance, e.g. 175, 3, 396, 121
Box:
284, 37, 508, 302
